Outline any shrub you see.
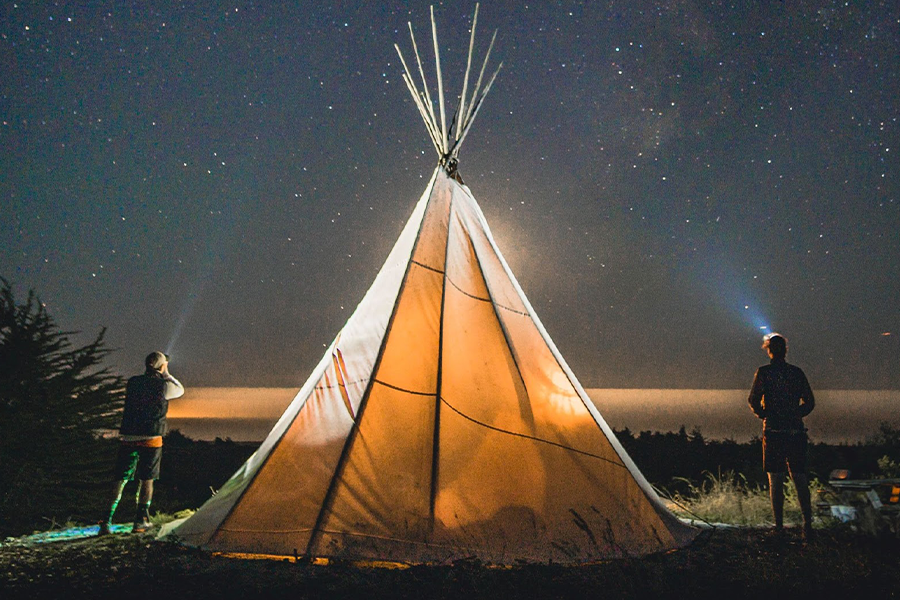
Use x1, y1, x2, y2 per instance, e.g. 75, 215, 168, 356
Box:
0, 279, 124, 536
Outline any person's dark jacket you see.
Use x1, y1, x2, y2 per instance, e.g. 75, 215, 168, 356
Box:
119, 371, 185, 436
748, 358, 815, 432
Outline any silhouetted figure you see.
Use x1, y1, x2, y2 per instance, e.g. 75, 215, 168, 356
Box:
98, 351, 184, 534
748, 333, 815, 541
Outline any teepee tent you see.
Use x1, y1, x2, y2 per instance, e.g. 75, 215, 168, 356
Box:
165, 6, 698, 563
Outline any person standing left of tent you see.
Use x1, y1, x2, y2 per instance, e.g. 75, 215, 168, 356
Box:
98, 351, 184, 535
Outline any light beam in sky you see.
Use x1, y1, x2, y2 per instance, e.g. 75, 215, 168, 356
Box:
165, 188, 245, 356
691, 258, 773, 337
165, 282, 203, 356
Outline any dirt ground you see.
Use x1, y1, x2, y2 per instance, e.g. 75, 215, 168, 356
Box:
2, 526, 899, 599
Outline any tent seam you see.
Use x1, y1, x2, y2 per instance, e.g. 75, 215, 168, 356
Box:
428, 171, 453, 532
438, 396, 628, 469
205, 342, 341, 546
454, 193, 536, 433
304, 167, 442, 556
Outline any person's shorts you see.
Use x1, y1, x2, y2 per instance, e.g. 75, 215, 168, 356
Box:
762, 431, 808, 475
114, 444, 162, 481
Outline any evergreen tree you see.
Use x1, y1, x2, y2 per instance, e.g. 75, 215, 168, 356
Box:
0, 279, 124, 535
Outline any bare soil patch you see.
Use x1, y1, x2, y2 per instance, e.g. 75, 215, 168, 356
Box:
2, 526, 898, 599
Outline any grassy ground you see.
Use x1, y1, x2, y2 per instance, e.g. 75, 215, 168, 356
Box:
2, 525, 899, 599
3, 441, 898, 599
666, 471, 807, 526
3, 474, 899, 599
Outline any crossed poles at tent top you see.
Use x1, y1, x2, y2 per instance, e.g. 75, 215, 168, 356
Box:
394, 4, 502, 174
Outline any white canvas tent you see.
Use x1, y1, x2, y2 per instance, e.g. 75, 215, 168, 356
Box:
164, 7, 698, 564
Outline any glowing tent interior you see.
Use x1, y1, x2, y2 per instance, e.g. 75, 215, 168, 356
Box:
163, 6, 699, 563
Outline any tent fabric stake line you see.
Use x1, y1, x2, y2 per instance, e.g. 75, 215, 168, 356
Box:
200, 331, 345, 548
302, 175, 441, 557
428, 190, 454, 532
456, 203, 536, 438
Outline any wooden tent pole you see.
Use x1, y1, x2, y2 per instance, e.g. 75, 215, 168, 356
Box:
452, 63, 502, 158
395, 45, 442, 152
407, 22, 440, 145
457, 3, 479, 141
401, 73, 443, 155
430, 6, 448, 152
464, 29, 497, 126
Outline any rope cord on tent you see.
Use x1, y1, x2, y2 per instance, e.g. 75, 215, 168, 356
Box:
312, 375, 366, 393
373, 378, 435, 397
411, 258, 531, 317
315, 376, 368, 391
410, 259, 444, 275
438, 396, 629, 470
444, 273, 529, 317
372, 376, 628, 469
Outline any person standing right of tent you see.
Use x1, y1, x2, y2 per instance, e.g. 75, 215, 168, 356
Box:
748, 333, 816, 541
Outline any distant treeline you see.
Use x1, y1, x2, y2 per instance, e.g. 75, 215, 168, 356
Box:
615, 423, 900, 494
2, 425, 898, 538
132, 423, 900, 523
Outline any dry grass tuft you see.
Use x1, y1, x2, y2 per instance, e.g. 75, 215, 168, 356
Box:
666, 471, 813, 526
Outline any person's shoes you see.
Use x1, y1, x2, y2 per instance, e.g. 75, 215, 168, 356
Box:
765, 525, 785, 539
97, 521, 111, 536
132, 518, 152, 533
801, 524, 815, 544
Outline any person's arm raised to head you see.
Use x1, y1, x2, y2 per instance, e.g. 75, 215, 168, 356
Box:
163, 374, 184, 399
159, 361, 185, 399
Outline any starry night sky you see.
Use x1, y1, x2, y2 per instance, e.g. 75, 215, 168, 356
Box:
2, 1, 897, 389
